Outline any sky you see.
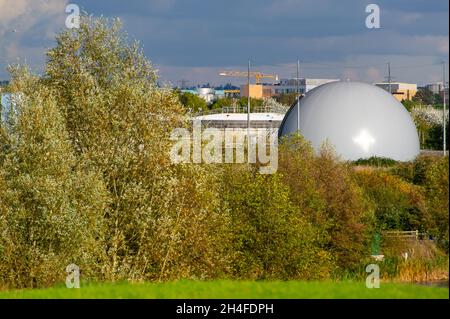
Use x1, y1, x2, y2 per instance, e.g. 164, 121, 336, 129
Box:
0, 0, 448, 86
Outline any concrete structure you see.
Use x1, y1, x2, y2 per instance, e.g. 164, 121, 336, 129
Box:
273, 78, 339, 95
279, 81, 420, 161
374, 82, 417, 101
194, 112, 284, 129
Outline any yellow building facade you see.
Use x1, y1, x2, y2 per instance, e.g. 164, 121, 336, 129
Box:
240, 84, 274, 98
374, 82, 417, 101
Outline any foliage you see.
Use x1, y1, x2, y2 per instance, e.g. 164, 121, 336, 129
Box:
178, 92, 207, 112
209, 97, 234, 110
353, 169, 429, 233
278, 135, 372, 272
353, 156, 398, 167
0, 70, 108, 289
220, 164, 333, 280
413, 88, 435, 105
401, 99, 417, 112
237, 97, 263, 110
411, 106, 448, 149
274, 92, 298, 106
261, 97, 288, 112
393, 155, 449, 249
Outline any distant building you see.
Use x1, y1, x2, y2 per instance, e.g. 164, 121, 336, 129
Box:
1, 93, 20, 128
424, 82, 448, 104
425, 82, 443, 95
272, 78, 339, 95
240, 84, 274, 99
180, 88, 218, 104
196, 88, 216, 104
374, 82, 417, 101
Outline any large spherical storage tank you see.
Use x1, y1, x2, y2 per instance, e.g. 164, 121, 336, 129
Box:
278, 81, 420, 161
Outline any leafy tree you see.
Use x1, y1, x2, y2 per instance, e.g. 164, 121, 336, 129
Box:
354, 169, 429, 232
237, 97, 263, 111
434, 93, 443, 105
274, 93, 298, 106
0, 68, 108, 288
210, 97, 234, 110
413, 88, 434, 105
178, 92, 207, 112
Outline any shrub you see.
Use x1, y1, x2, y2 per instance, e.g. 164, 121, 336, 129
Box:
220, 164, 334, 280
278, 135, 372, 272
392, 155, 449, 249
353, 156, 398, 167
353, 169, 429, 233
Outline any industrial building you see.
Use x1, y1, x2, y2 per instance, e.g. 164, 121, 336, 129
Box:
279, 81, 420, 161
193, 112, 284, 129
180, 87, 219, 104
273, 78, 339, 95
424, 82, 448, 104
374, 82, 417, 101
238, 78, 339, 99
425, 82, 444, 95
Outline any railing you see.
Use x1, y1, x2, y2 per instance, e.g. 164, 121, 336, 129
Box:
192, 105, 289, 117
382, 230, 431, 241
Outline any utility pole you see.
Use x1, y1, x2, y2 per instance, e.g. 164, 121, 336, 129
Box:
443, 61, 447, 156
387, 62, 391, 94
247, 59, 251, 160
297, 59, 300, 131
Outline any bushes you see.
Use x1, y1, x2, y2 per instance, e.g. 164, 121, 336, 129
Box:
278, 135, 372, 272
393, 155, 449, 249
353, 169, 428, 232
353, 156, 398, 167
220, 164, 333, 280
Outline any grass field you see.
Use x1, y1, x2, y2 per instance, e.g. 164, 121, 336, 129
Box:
0, 280, 448, 299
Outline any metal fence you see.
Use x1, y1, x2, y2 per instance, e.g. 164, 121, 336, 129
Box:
192, 105, 289, 117
382, 230, 431, 241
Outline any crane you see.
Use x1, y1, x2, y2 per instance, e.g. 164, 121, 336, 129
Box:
219, 71, 278, 84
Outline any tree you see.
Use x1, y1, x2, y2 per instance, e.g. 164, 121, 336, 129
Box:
178, 92, 207, 112
274, 92, 298, 106
0, 68, 108, 288
210, 97, 233, 110
401, 99, 417, 112
237, 97, 263, 111
413, 88, 434, 105
1, 15, 232, 285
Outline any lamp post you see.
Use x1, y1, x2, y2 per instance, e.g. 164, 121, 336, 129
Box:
247, 59, 251, 161
297, 59, 300, 131
443, 61, 447, 156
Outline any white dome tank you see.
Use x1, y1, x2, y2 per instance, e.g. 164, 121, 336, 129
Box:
279, 81, 420, 161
